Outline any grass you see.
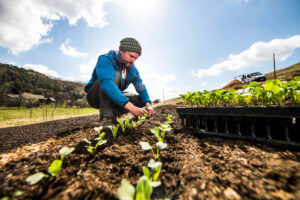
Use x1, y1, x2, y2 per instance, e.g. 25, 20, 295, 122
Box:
0, 105, 99, 128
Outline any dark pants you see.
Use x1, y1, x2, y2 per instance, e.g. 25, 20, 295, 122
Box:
87, 71, 143, 117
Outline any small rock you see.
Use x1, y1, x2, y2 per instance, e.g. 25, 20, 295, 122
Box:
224, 187, 241, 200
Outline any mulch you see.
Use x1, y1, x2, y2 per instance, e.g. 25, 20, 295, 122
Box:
0, 105, 299, 199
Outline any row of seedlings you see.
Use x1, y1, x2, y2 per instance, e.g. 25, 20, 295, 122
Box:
117, 114, 173, 200
4, 115, 149, 199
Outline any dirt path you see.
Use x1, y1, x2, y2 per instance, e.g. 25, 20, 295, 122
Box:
0, 103, 300, 199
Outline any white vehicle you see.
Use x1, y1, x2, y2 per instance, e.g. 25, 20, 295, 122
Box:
238, 72, 266, 84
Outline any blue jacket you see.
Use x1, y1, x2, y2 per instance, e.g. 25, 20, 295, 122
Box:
84, 50, 151, 107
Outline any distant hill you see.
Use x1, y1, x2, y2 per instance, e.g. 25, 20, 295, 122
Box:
0, 63, 87, 105
265, 62, 300, 81
222, 62, 300, 90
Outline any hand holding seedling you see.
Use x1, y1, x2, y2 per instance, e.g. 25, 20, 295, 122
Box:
124, 101, 150, 117
145, 102, 154, 116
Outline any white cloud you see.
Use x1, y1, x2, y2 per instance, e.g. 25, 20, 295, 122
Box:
134, 60, 180, 100
0, 0, 112, 54
220, 82, 228, 88
60, 39, 87, 57
78, 48, 111, 81
200, 82, 208, 86
23, 64, 62, 79
193, 35, 300, 79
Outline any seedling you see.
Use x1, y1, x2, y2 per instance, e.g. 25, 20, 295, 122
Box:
118, 176, 152, 200
84, 126, 107, 155
0, 190, 23, 200
152, 122, 172, 142
124, 118, 132, 128
26, 147, 75, 185
165, 114, 173, 124
117, 118, 126, 133
143, 159, 162, 188
84, 133, 107, 155
140, 141, 167, 160
107, 124, 120, 138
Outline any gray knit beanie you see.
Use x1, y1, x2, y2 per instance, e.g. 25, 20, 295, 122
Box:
119, 37, 142, 55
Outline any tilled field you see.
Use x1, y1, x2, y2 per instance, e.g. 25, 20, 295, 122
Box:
0, 105, 299, 200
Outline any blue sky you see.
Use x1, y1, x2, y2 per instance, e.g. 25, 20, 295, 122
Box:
0, 0, 300, 101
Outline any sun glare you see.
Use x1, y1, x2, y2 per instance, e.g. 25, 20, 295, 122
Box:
122, 0, 160, 19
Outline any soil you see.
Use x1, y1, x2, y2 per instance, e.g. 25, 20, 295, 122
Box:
1, 104, 300, 200
222, 79, 244, 90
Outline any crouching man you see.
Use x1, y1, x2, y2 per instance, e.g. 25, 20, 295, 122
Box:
84, 37, 154, 125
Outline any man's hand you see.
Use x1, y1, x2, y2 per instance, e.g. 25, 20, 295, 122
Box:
124, 101, 148, 117
145, 102, 154, 116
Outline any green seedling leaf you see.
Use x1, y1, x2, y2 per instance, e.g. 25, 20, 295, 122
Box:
1, 197, 10, 200
26, 172, 47, 185
59, 147, 75, 160
140, 142, 152, 150
117, 179, 135, 200
150, 181, 161, 188
12, 190, 24, 198
86, 146, 94, 154
94, 126, 103, 133
151, 127, 160, 140
107, 124, 120, 138
117, 118, 125, 133
48, 159, 62, 176
143, 167, 151, 179
136, 176, 152, 200
148, 159, 162, 169
156, 142, 167, 150
94, 132, 106, 141
84, 138, 91, 144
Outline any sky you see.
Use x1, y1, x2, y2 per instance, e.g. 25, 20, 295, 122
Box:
0, 0, 300, 101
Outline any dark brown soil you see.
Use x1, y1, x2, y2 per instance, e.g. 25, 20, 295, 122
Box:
0, 105, 300, 200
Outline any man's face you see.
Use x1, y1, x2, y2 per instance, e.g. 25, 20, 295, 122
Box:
119, 51, 140, 67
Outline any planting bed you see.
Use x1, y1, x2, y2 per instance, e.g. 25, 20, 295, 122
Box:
1, 104, 300, 199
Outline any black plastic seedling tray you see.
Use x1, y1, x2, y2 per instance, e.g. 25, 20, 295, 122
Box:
176, 106, 300, 150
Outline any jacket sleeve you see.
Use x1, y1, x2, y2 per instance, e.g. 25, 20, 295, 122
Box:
96, 56, 129, 107
131, 67, 151, 104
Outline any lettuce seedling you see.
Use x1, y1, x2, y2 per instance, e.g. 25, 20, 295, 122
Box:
84, 138, 94, 154
84, 127, 107, 155
151, 127, 161, 141
140, 141, 167, 160
107, 124, 120, 138
165, 114, 173, 124
26, 147, 75, 185
117, 118, 126, 133
124, 118, 132, 128
152, 123, 172, 142
143, 159, 162, 188
118, 176, 152, 200
1, 190, 23, 200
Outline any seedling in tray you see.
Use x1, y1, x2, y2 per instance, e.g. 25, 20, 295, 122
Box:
25, 147, 75, 185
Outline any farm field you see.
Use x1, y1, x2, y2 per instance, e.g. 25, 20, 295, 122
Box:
0, 106, 99, 128
0, 102, 299, 200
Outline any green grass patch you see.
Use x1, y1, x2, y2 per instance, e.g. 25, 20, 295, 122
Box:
0, 105, 99, 128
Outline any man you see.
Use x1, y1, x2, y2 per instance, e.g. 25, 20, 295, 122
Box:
84, 37, 154, 125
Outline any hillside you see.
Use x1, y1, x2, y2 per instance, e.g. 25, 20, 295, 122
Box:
222, 62, 300, 90
265, 62, 300, 81
0, 63, 87, 105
